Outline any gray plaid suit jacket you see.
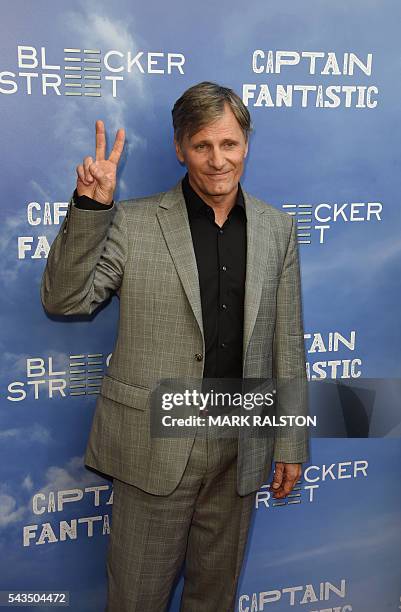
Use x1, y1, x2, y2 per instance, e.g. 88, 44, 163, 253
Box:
41, 178, 310, 496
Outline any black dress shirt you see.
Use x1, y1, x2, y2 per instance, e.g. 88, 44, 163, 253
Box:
73, 174, 247, 378
181, 173, 247, 378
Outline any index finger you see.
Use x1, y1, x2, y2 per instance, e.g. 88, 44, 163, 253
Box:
282, 470, 299, 493
108, 128, 125, 165
95, 120, 106, 161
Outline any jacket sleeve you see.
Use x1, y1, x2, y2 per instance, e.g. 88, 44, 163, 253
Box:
40, 192, 128, 316
272, 216, 310, 464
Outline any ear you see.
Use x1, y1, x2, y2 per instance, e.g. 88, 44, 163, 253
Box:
174, 137, 185, 164
244, 139, 249, 159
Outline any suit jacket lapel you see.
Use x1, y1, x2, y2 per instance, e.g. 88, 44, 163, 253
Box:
156, 179, 271, 362
156, 180, 204, 340
242, 190, 271, 361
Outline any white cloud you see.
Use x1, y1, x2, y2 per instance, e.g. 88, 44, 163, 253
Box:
40, 455, 104, 494
0, 209, 28, 285
0, 350, 30, 380
22, 475, 34, 492
24, 455, 107, 524
0, 494, 26, 528
0, 424, 51, 444
51, 1, 148, 173
29, 180, 52, 204
0, 455, 107, 532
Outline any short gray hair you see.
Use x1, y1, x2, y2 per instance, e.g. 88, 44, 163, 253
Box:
172, 81, 252, 144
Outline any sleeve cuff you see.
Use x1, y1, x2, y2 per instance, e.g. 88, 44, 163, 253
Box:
73, 188, 114, 210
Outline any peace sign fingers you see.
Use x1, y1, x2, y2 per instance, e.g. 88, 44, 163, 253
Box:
76, 120, 125, 204
108, 128, 126, 165
95, 120, 107, 161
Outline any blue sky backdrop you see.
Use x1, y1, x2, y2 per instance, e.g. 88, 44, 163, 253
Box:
1, 0, 400, 610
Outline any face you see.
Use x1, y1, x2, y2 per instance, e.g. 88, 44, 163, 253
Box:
174, 102, 248, 202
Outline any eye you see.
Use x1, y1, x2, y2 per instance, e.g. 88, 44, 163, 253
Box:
195, 143, 206, 150
224, 142, 236, 148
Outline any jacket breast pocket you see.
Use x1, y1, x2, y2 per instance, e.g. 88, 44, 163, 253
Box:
100, 374, 150, 411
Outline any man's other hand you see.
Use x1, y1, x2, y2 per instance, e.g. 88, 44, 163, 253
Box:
270, 462, 302, 499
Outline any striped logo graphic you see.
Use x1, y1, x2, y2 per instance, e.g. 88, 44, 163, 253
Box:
63, 48, 102, 97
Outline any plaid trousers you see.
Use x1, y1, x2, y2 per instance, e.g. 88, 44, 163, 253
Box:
106, 422, 256, 612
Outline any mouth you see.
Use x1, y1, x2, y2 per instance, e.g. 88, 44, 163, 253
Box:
206, 171, 231, 179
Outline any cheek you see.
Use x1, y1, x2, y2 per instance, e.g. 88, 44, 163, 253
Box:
232, 157, 245, 172
186, 156, 205, 172
228, 151, 245, 164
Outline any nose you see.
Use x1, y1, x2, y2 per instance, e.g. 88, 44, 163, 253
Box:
208, 146, 225, 170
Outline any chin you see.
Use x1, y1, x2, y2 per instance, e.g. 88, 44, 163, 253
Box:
204, 180, 236, 194
204, 186, 231, 196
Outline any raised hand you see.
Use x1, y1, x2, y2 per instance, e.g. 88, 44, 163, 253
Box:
76, 120, 125, 205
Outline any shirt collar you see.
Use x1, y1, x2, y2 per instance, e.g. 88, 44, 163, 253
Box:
181, 172, 245, 220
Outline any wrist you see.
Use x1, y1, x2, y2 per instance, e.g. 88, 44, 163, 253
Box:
73, 189, 114, 210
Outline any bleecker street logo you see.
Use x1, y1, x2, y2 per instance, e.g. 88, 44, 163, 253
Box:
0, 46, 186, 98
282, 200, 382, 244
7, 352, 112, 402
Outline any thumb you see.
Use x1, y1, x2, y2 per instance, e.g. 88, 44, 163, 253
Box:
271, 462, 284, 489
89, 162, 103, 181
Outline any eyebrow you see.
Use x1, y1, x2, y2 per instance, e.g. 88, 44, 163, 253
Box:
192, 138, 240, 145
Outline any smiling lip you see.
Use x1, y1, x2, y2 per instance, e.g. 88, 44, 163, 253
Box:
206, 171, 231, 178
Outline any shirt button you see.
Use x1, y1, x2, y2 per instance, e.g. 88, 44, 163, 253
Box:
222, 265, 227, 271
221, 303, 227, 310
220, 343, 227, 348
194, 353, 203, 361
219, 229, 224, 234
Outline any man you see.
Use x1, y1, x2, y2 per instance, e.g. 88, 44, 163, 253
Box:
41, 81, 309, 612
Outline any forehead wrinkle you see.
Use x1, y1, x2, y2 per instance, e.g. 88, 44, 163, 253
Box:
190, 125, 244, 143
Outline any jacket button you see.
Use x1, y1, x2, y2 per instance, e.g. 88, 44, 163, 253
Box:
194, 353, 203, 361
